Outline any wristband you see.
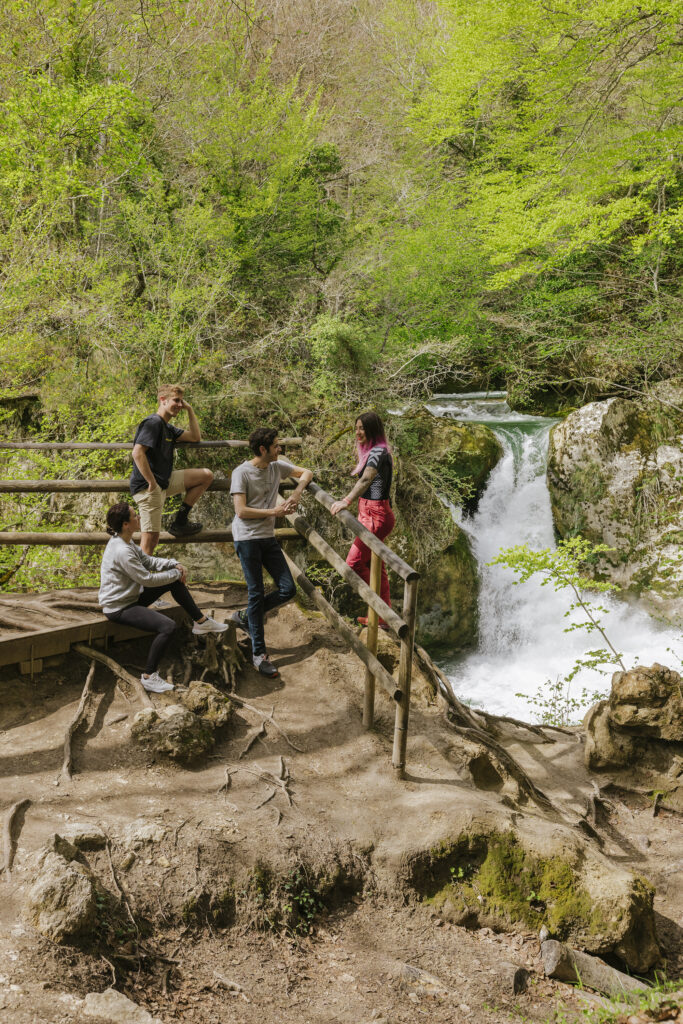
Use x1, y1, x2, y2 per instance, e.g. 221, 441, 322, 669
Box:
341, 497, 351, 507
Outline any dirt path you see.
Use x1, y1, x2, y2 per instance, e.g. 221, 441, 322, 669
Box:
0, 595, 681, 1022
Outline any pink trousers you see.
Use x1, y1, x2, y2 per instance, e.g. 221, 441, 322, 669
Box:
346, 498, 395, 608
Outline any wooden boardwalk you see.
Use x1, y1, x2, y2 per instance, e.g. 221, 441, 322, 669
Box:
0, 582, 241, 671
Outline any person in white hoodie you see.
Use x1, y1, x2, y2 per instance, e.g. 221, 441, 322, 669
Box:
99, 502, 227, 692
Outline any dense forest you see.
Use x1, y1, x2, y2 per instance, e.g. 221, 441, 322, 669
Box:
1, 0, 682, 583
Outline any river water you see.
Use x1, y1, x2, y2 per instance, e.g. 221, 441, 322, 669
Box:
425, 393, 680, 719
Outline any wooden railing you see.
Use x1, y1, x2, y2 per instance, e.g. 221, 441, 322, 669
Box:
0, 443, 419, 778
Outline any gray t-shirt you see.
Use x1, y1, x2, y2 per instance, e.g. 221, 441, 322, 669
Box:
230, 458, 295, 541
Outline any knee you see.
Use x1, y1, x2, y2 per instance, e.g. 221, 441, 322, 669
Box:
281, 579, 296, 602
203, 468, 214, 485
160, 617, 177, 637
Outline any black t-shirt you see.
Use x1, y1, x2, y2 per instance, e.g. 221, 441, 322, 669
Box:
129, 415, 184, 495
364, 446, 393, 500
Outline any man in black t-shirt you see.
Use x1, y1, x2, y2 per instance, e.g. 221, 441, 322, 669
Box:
130, 384, 213, 554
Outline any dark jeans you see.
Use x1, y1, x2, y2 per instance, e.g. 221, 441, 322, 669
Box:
105, 581, 203, 674
234, 538, 296, 656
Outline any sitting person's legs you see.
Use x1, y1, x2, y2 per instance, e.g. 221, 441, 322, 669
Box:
106, 604, 177, 676
167, 468, 213, 536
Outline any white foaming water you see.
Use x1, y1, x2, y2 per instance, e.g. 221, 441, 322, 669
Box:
432, 394, 680, 718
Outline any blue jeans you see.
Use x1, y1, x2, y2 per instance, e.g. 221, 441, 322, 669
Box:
234, 538, 296, 656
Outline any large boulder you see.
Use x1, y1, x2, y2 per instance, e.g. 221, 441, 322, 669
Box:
609, 663, 683, 740
547, 388, 683, 621
24, 835, 98, 943
392, 407, 503, 507
181, 681, 233, 728
416, 530, 478, 648
585, 664, 683, 811
131, 705, 215, 763
401, 820, 660, 973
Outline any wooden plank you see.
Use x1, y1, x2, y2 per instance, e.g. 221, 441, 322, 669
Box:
0, 528, 302, 546
0, 438, 302, 451
0, 588, 239, 668
20, 659, 43, 675
282, 551, 402, 703
306, 481, 419, 583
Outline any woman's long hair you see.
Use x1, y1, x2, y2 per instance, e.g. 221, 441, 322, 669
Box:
352, 411, 391, 476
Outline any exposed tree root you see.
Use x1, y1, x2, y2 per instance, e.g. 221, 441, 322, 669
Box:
1, 799, 30, 877
61, 659, 97, 782
73, 644, 153, 707
413, 643, 573, 739
227, 760, 294, 807
228, 694, 304, 752
186, 625, 245, 691
414, 644, 555, 812
239, 722, 267, 759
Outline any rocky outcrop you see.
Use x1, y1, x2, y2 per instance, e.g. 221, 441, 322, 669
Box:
181, 680, 234, 728
131, 704, 216, 762
585, 663, 683, 811
416, 531, 478, 648
24, 835, 98, 943
393, 407, 503, 508
402, 820, 659, 972
547, 386, 683, 621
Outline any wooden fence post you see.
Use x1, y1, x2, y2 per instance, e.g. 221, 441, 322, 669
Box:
363, 551, 382, 729
392, 577, 419, 778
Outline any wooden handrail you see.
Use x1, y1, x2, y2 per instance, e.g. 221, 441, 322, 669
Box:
0, 529, 301, 546
284, 508, 408, 639
0, 479, 232, 493
282, 551, 402, 703
0, 438, 302, 451
306, 481, 419, 582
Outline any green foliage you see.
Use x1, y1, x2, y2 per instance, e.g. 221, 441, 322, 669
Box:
491, 538, 624, 724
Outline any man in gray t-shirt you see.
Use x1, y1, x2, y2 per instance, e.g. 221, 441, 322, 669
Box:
229, 427, 313, 678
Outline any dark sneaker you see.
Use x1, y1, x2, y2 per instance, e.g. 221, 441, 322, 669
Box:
253, 654, 279, 678
167, 518, 203, 536
228, 610, 249, 633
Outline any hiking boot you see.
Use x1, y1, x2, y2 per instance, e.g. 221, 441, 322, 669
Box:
192, 616, 229, 635
141, 672, 174, 693
228, 610, 250, 634
167, 518, 203, 536
253, 654, 279, 678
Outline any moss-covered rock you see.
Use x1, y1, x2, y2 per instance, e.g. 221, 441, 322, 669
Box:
547, 388, 683, 622
405, 827, 659, 972
391, 407, 503, 507
24, 836, 98, 944
131, 705, 215, 763
180, 681, 233, 729
416, 530, 478, 649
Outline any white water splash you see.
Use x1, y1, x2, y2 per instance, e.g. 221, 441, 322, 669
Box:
431, 394, 680, 718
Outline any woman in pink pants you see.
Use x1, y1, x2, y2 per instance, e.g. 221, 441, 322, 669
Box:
330, 412, 395, 624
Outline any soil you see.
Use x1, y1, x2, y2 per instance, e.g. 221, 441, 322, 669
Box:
0, 590, 681, 1024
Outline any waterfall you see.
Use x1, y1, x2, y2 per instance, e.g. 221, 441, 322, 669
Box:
426, 394, 680, 718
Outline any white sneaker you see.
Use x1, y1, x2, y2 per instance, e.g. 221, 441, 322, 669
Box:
141, 672, 174, 693
192, 616, 229, 635
151, 598, 172, 609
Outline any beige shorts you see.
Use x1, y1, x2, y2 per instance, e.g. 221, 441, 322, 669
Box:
133, 469, 185, 533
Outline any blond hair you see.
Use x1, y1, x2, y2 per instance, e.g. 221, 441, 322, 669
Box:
157, 383, 184, 400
